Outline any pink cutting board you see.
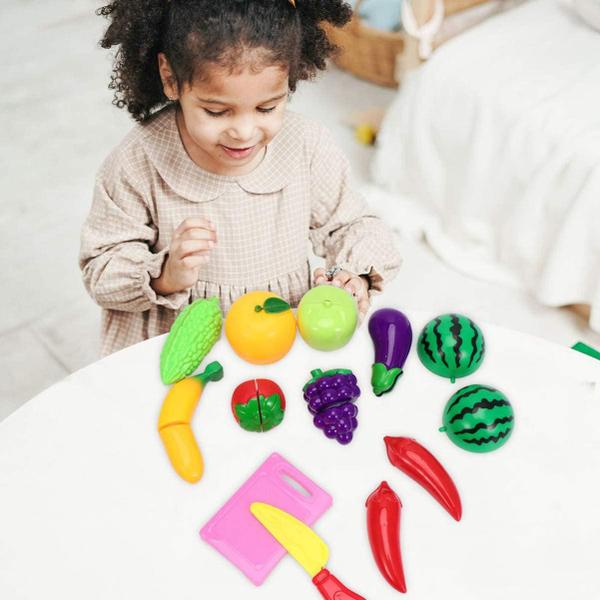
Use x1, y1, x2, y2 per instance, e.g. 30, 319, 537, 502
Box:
199, 452, 332, 586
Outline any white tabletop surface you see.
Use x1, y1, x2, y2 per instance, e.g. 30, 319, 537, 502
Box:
1, 307, 599, 600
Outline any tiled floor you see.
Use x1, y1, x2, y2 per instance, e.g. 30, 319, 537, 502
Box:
1, 0, 597, 421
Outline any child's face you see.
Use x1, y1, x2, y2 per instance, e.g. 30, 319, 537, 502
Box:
160, 53, 289, 176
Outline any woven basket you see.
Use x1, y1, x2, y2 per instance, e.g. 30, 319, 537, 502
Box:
325, 0, 490, 87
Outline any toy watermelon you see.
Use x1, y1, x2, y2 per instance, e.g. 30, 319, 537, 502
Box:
440, 384, 514, 453
417, 313, 485, 382
160, 297, 223, 385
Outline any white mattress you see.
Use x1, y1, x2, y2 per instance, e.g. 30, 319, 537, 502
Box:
371, 0, 600, 332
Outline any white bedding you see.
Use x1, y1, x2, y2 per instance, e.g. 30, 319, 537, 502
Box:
371, 0, 600, 332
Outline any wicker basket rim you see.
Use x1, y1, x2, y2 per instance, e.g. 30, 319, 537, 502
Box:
347, 0, 489, 36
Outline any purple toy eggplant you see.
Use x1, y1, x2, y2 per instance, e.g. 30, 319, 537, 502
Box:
369, 308, 413, 396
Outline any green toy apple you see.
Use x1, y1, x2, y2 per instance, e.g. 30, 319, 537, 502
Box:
297, 285, 358, 351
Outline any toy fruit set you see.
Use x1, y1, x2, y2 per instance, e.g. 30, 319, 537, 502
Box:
364, 438, 463, 594
231, 379, 286, 432
156, 284, 360, 483
158, 298, 225, 483
359, 310, 517, 593
155, 288, 517, 595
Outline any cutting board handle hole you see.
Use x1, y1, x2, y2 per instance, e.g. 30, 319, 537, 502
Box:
281, 472, 312, 498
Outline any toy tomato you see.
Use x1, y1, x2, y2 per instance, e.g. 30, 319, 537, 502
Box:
231, 379, 286, 432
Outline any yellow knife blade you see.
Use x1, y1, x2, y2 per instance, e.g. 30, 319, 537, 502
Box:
250, 502, 329, 578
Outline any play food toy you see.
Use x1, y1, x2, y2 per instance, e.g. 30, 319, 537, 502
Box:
225, 291, 296, 364
366, 481, 407, 593
231, 379, 286, 432
355, 123, 377, 145
251, 502, 366, 599
384, 436, 462, 521
157, 361, 223, 483
297, 285, 358, 351
302, 368, 361, 445
440, 384, 514, 453
417, 313, 485, 383
200, 453, 332, 586
368, 308, 413, 396
160, 297, 222, 385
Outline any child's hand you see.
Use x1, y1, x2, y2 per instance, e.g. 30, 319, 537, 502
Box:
152, 218, 217, 295
313, 267, 371, 323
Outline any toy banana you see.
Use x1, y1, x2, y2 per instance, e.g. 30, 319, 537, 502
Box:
158, 361, 224, 483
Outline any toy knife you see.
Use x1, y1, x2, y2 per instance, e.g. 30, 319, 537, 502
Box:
250, 502, 366, 599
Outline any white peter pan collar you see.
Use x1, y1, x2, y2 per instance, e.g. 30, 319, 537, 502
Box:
140, 106, 301, 202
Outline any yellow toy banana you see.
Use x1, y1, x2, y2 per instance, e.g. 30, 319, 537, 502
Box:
158, 361, 224, 483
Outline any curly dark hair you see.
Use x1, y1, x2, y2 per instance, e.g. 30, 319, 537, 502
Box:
97, 0, 352, 122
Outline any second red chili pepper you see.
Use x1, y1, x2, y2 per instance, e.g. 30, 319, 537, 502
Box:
384, 436, 462, 521
366, 481, 407, 593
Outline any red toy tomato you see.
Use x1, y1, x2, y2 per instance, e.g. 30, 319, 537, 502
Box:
231, 379, 286, 432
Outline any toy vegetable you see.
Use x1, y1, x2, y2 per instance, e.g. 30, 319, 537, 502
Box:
368, 308, 412, 396
417, 313, 485, 383
231, 379, 286, 432
160, 297, 223, 385
158, 361, 224, 483
384, 436, 462, 521
440, 384, 514, 453
366, 481, 407, 593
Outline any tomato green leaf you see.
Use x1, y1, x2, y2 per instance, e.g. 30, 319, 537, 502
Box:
259, 394, 284, 431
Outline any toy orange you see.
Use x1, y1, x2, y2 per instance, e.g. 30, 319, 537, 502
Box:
225, 291, 297, 364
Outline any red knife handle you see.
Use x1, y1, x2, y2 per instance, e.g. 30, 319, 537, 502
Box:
312, 569, 366, 600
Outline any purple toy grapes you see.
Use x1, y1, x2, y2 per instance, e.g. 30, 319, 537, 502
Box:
302, 368, 361, 445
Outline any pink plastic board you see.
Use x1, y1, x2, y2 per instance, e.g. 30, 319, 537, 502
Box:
199, 452, 332, 585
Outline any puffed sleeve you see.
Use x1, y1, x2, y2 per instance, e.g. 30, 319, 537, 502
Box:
308, 125, 402, 293
79, 153, 190, 312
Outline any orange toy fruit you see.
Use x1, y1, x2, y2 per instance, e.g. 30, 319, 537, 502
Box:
225, 291, 297, 364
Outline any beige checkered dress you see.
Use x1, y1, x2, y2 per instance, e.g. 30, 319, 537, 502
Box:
80, 106, 401, 356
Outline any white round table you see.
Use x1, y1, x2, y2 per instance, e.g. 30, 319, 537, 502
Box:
1, 307, 599, 599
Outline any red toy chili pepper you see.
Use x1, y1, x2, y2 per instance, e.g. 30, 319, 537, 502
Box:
366, 481, 407, 593
384, 436, 462, 521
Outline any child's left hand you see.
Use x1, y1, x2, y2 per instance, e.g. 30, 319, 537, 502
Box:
313, 267, 371, 323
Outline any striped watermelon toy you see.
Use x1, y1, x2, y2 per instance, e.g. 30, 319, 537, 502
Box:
417, 314, 485, 383
440, 384, 514, 453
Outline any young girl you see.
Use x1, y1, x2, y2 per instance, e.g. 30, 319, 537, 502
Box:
80, 0, 401, 356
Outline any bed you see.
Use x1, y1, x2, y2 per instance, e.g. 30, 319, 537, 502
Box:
370, 0, 600, 332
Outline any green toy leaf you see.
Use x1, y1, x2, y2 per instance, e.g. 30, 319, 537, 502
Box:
254, 297, 290, 313
371, 363, 403, 396
234, 398, 262, 432
259, 394, 284, 431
